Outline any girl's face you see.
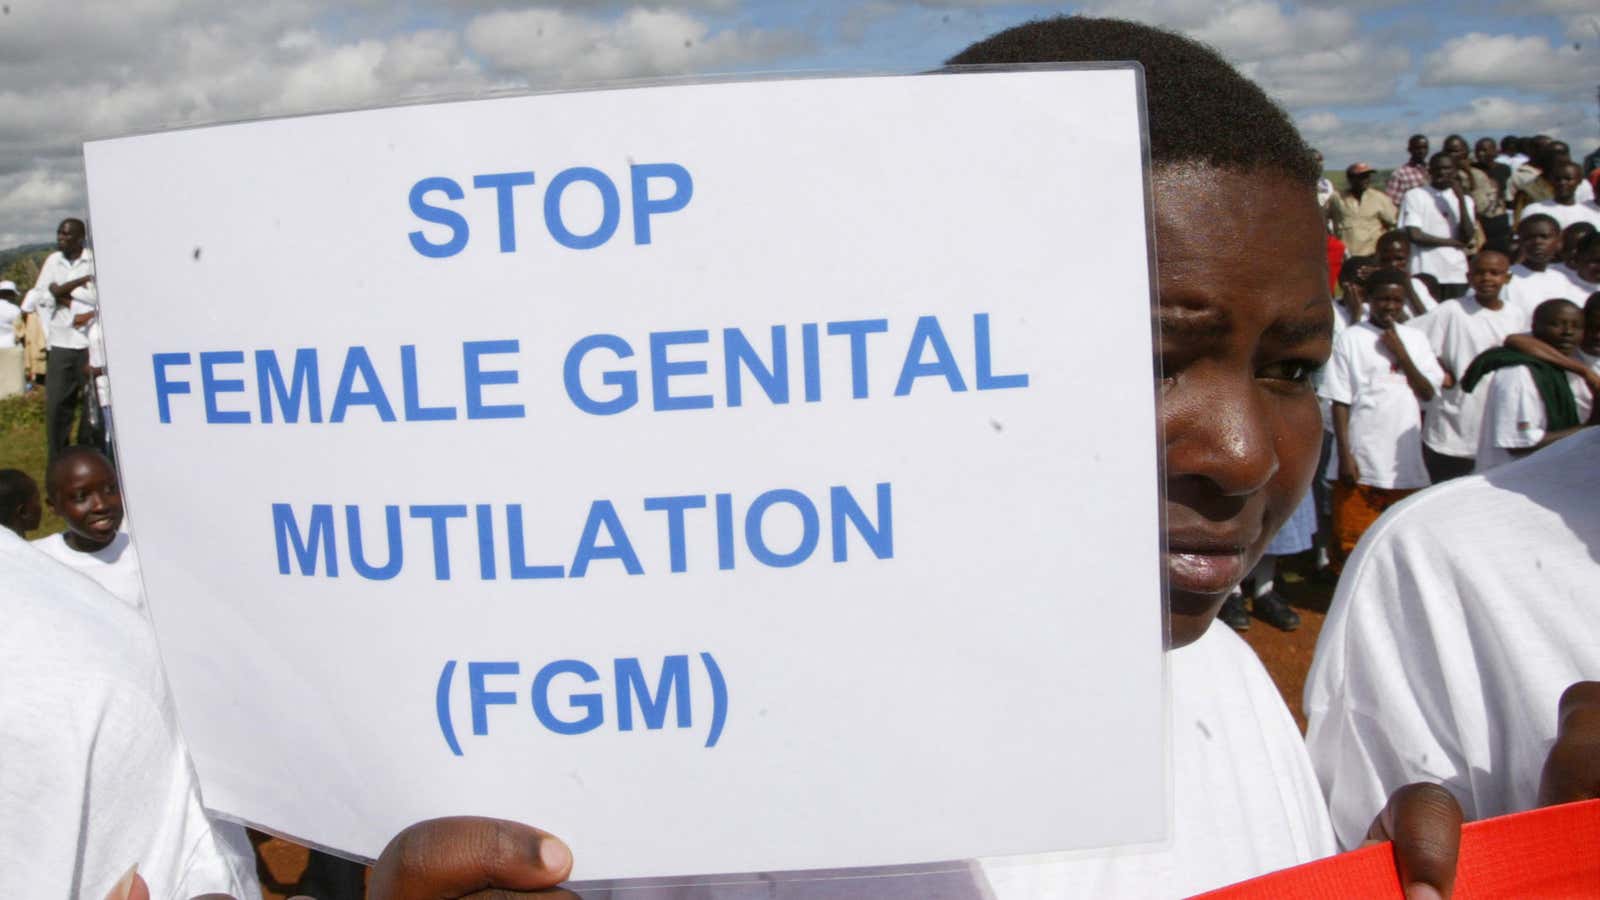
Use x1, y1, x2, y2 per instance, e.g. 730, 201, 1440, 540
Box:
1154, 165, 1332, 648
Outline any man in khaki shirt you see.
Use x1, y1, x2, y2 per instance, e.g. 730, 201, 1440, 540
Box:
1326, 162, 1397, 257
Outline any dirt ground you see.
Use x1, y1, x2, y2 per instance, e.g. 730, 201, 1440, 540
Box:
253, 555, 1337, 899
1238, 553, 1337, 732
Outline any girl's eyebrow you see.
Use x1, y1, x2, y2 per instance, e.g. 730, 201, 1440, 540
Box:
1157, 305, 1231, 341
1266, 311, 1333, 346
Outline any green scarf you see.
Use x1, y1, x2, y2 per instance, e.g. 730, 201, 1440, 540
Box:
1460, 347, 1580, 430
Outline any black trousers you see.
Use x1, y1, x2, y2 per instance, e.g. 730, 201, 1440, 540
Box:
1423, 444, 1475, 484
44, 347, 89, 462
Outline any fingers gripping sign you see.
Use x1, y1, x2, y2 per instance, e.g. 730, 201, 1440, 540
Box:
1363, 783, 1463, 900
367, 817, 576, 900
1539, 681, 1600, 808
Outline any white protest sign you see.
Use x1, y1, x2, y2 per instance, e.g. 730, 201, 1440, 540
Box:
83, 69, 1165, 882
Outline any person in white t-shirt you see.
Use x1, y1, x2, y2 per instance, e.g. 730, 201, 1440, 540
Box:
1304, 427, 1600, 849
1319, 268, 1446, 568
30, 217, 98, 462
476, 18, 1470, 900
1521, 162, 1600, 232
1581, 292, 1600, 374
0, 526, 260, 899
1505, 214, 1590, 311
1468, 299, 1597, 471
31, 447, 146, 613
1374, 230, 1437, 317
1410, 251, 1531, 482
0, 280, 22, 399
1398, 153, 1477, 300
85, 317, 113, 460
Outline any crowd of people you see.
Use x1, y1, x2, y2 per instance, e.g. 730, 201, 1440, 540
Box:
1220, 130, 1600, 634
3, 14, 1600, 900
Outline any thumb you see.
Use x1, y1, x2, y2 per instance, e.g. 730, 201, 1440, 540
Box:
367, 816, 574, 900
1365, 782, 1462, 900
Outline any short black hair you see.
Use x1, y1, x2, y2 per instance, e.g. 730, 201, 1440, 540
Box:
1533, 298, 1580, 327
1576, 231, 1600, 258
45, 446, 113, 498
1585, 291, 1600, 318
0, 469, 37, 524
1376, 229, 1410, 252
1364, 267, 1410, 293
945, 17, 1316, 187
1428, 150, 1454, 167
58, 217, 86, 235
1518, 213, 1559, 233
1339, 254, 1376, 284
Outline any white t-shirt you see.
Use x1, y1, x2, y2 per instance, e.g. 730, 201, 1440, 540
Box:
570, 623, 1338, 899
1319, 321, 1446, 489
0, 302, 18, 348
29, 247, 96, 351
31, 530, 145, 614
1504, 265, 1592, 313
1408, 276, 1438, 313
1521, 199, 1600, 232
0, 527, 260, 899
1305, 428, 1600, 848
1411, 296, 1531, 457
980, 622, 1337, 898
1398, 186, 1475, 285
1474, 365, 1592, 471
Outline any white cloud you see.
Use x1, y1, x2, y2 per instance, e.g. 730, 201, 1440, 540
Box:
1074, 0, 1408, 106
1242, 39, 1411, 107
463, 7, 807, 82
1189, 2, 1358, 61
1420, 96, 1572, 135
1422, 32, 1600, 90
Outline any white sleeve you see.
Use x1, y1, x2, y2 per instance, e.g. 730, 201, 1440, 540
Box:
1410, 307, 1448, 354
1482, 367, 1546, 450
0, 669, 255, 900
1304, 503, 1481, 849
1396, 190, 1421, 228
1318, 333, 1356, 406
1404, 328, 1447, 392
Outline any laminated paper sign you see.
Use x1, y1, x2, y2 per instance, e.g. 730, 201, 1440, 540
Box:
83, 69, 1165, 881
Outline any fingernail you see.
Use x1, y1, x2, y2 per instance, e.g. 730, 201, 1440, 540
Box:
106, 865, 138, 900
540, 836, 572, 873
1405, 884, 1443, 900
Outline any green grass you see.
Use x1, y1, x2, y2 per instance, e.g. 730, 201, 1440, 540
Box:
0, 390, 65, 537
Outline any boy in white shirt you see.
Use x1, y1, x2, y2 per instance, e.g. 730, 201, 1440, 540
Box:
1467, 299, 1596, 471
1398, 153, 1476, 299
1411, 251, 1531, 481
1581, 292, 1600, 374
1373, 230, 1437, 317
1506, 214, 1590, 310
30, 447, 144, 613
1522, 162, 1600, 232
1320, 268, 1446, 567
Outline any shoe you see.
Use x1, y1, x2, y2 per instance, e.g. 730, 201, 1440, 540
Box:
1253, 590, 1301, 632
1219, 593, 1250, 631
1309, 567, 1340, 587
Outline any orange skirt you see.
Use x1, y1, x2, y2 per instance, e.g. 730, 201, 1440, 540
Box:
1331, 482, 1417, 569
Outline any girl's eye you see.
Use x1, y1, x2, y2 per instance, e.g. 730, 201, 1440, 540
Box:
1258, 359, 1322, 385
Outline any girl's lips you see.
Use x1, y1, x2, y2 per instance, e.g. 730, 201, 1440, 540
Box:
1166, 548, 1248, 596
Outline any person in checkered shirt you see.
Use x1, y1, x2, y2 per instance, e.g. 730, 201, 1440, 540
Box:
1385, 133, 1430, 206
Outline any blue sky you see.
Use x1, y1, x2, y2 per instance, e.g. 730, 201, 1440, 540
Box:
1, 0, 1596, 247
